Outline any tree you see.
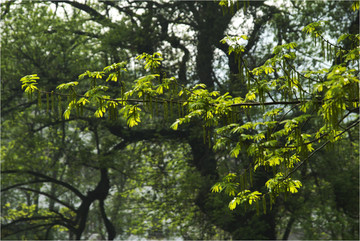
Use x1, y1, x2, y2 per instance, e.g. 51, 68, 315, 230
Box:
2, 0, 359, 239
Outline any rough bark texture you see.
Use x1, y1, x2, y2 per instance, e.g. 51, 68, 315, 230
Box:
192, 2, 233, 90
75, 168, 113, 240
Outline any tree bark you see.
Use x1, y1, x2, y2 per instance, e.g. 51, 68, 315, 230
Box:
99, 200, 116, 240
282, 216, 295, 240
192, 1, 233, 90
75, 168, 113, 240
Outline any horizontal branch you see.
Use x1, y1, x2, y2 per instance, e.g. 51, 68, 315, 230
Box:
18, 187, 76, 212
1, 180, 47, 192
52, 0, 116, 27
2, 219, 69, 238
232, 100, 302, 107
38, 88, 307, 108
45, 29, 100, 39
317, 32, 349, 52
2, 170, 85, 200
2, 215, 60, 230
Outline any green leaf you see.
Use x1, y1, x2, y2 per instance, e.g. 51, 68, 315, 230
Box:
229, 197, 240, 211
170, 119, 181, 130
20, 74, 39, 83
230, 143, 241, 158
211, 183, 224, 193
245, 91, 256, 101
95, 109, 104, 118
77, 98, 90, 106
351, 1, 359, 11
267, 156, 283, 166
64, 107, 71, 119
264, 66, 274, 74
156, 85, 164, 94
56, 81, 79, 90
337, 33, 350, 43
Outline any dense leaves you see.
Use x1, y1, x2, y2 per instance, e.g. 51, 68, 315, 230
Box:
2, 0, 359, 240
22, 15, 358, 213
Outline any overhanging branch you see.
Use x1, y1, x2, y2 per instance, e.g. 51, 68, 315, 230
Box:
2, 170, 85, 200
52, 0, 116, 28
1, 180, 47, 192
18, 187, 76, 212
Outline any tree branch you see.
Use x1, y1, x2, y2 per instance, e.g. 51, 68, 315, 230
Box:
99, 199, 116, 240
1, 180, 47, 192
232, 100, 303, 107
2, 170, 85, 200
17, 187, 76, 212
2, 220, 70, 239
52, 0, 115, 27
2, 216, 61, 230
285, 120, 360, 179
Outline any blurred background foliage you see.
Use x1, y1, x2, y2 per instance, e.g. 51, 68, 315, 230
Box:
1, 0, 358, 239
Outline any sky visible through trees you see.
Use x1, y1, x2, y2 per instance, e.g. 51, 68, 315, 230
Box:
1, 0, 359, 240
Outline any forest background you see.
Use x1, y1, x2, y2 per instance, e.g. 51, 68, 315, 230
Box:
1, 0, 359, 240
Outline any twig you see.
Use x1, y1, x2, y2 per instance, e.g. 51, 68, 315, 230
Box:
284, 120, 360, 179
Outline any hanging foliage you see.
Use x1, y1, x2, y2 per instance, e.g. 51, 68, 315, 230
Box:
19, 12, 359, 213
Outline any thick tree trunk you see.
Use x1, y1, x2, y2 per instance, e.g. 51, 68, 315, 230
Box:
193, 1, 232, 90
189, 2, 278, 239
